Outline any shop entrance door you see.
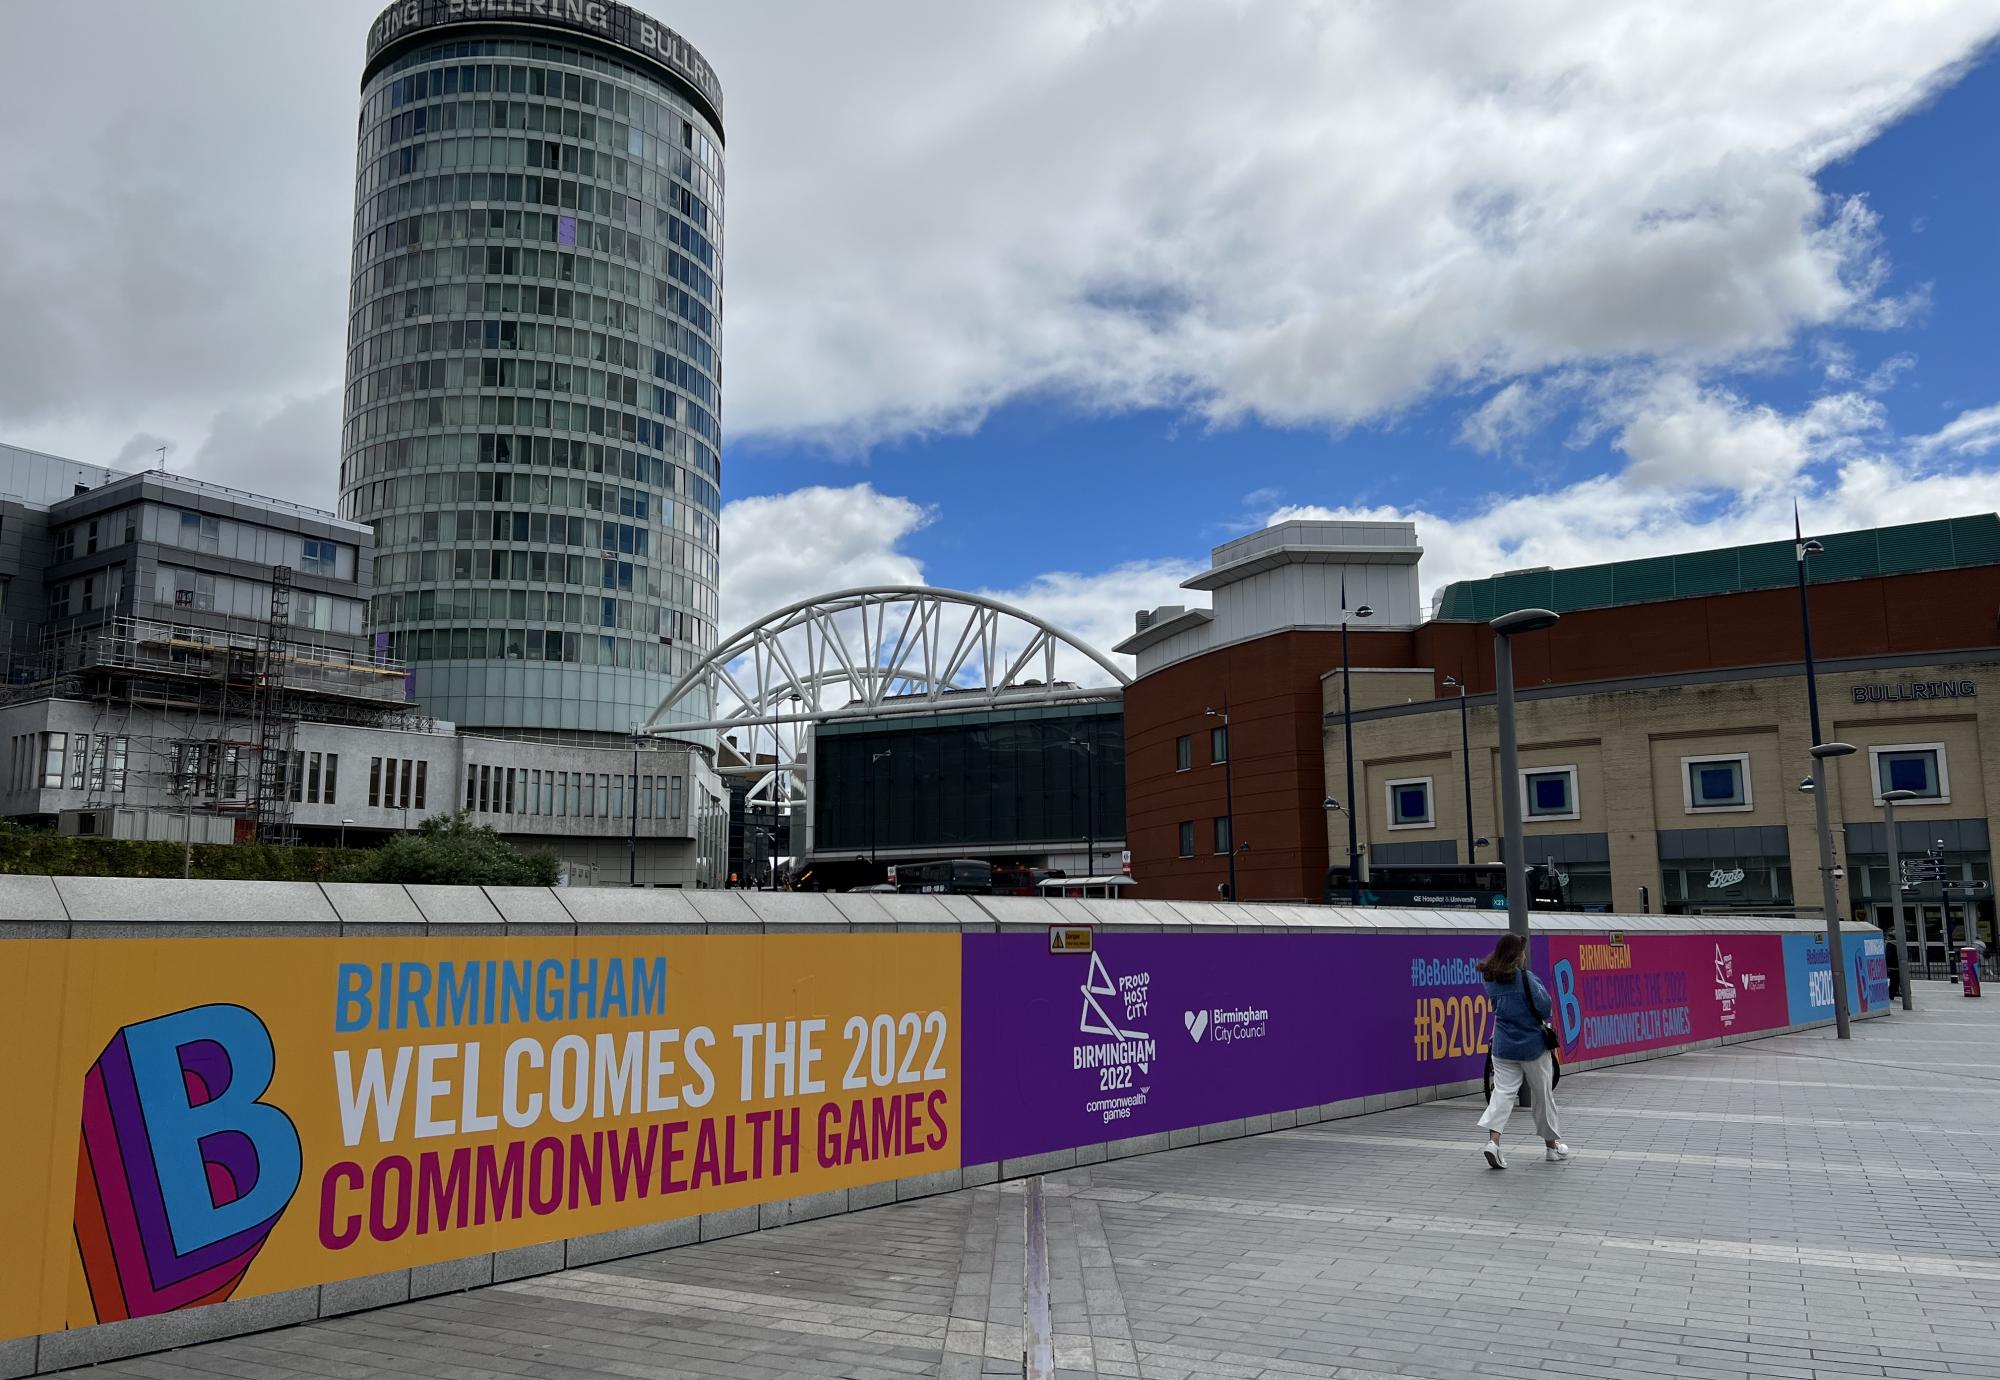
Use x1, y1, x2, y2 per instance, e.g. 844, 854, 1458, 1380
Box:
1876, 902, 1957, 978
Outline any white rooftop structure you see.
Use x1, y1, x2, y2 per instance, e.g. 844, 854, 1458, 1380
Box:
1115, 519, 1425, 677
0, 442, 124, 509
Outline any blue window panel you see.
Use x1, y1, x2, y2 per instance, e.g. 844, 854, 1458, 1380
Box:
1886, 755, 1935, 795
1532, 777, 1569, 812
1697, 765, 1738, 803
1395, 786, 1428, 824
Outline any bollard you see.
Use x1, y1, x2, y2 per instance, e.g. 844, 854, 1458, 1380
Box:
1963, 947, 1984, 997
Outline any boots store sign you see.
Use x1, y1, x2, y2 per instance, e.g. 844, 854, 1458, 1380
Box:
1852, 679, 1976, 705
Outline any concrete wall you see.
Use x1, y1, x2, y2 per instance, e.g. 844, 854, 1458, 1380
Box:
0, 702, 723, 886
0, 879, 1881, 1377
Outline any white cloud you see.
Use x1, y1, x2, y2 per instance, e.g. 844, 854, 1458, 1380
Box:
0, 3, 355, 468
1612, 377, 1883, 491
1460, 381, 1552, 455
698, 0, 1999, 447
976, 560, 1207, 686
1913, 402, 2000, 458
0, 1, 1990, 499
719, 484, 932, 636
171, 391, 344, 509
718, 483, 1197, 692
1269, 451, 2000, 611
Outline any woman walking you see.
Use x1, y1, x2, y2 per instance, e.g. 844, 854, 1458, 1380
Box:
1477, 933, 1571, 1168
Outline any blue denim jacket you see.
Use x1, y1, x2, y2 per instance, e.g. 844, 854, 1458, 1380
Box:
1483, 968, 1553, 1062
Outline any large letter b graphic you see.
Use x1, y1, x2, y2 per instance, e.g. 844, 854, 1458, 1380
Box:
75, 1005, 302, 1322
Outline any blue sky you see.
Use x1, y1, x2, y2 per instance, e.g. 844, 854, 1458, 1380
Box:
726, 37, 2000, 633
2, 1, 1998, 675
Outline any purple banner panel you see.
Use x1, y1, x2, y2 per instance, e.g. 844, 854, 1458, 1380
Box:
961, 932, 1505, 1166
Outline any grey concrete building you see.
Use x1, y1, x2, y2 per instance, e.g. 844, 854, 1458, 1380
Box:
0, 445, 725, 886
342, 0, 725, 742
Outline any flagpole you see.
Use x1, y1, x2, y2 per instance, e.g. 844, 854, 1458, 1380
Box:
1339, 574, 1363, 906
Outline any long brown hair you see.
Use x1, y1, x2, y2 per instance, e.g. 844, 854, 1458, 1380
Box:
1477, 932, 1527, 981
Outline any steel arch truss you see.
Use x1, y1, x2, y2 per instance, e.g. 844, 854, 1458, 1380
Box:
645, 586, 1129, 740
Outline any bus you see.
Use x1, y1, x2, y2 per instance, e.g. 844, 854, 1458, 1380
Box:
1323, 863, 1568, 909
993, 864, 1058, 896
888, 859, 995, 895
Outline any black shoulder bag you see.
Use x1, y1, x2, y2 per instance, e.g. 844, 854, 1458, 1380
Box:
1521, 970, 1562, 1086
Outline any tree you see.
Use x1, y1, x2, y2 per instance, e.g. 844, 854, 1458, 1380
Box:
336, 812, 559, 887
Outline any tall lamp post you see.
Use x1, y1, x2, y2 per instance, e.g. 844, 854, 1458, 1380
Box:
628, 726, 641, 888
1794, 512, 1854, 1037
181, 788, 195, 881
1322, 798, 1367, 904
867, 748, 892, 868
1203, 701, 1236, 901
1804, 741, 1858, 1039
1442, 674, 1474, 866
1491, 608, 1559, 939
1336, 589, 1374, 906
1793, 511, 1828, 744
769, 691, 802, 892
1880, 788, 1918, 1011
1066, 734, 1096, 880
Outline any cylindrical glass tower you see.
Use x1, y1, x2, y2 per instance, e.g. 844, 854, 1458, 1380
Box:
343, 1, 722, 741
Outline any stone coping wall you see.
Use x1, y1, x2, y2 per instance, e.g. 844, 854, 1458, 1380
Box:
0, 872, 1866, 936
0, 877, 1883, 1377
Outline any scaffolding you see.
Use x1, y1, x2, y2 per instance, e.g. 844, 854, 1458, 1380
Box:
9, 583, 427, 839
251, 566, 294, 844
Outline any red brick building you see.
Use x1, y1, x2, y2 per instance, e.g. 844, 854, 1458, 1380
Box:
1118, 515, 2000, 906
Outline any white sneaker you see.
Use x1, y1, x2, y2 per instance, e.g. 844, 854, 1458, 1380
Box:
1483, 1142, 1506, 1169
1545, 1142, 1571, 1162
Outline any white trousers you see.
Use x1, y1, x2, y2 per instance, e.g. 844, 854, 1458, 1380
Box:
1479, 1053, 1561, 1141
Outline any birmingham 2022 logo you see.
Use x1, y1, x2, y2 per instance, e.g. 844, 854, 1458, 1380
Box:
74, 1005, 301, 1322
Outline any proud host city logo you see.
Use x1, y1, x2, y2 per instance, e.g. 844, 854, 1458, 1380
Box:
74, 1005, 301, 1322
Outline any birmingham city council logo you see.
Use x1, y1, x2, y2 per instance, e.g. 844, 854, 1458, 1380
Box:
74, 1005, 301, 1322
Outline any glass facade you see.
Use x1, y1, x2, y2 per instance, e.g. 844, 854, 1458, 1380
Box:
342, 14, 723, 737
814, 707, 1126, 856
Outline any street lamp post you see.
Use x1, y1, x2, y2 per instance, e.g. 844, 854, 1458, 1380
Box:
1203, 701, 1236, 901
1881, 788, 1918, 1011
767, 713, 783, 892
1806, 742, 1858, 1039
868, 748, 892, 868
1067, 735, 1096, 881
1793, 514, 1854, 1037
1793, 513, 1828, 744
339, 818, 353, 851
1491, 608, 1559, 939
1337, 591, 1374, 906
1442, 674, 1474, 866
629, 727, 641, 888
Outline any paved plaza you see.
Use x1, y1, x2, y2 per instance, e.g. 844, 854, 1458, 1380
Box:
62, 987, 2000, 1380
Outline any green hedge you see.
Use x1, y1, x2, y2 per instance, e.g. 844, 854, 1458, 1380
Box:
335, 812, 559, 887
0, 814, 560, 886
0, 823, 364, 881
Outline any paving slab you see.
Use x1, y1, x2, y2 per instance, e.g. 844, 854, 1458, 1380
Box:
48, 983, 2000, 1379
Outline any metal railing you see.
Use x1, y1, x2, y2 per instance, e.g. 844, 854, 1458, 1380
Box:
43, 617, 410, 705
126, 467, 353, 526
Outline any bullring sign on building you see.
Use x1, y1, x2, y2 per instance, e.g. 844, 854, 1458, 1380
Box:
1851, 679, 1976, 703
365, 0, 725, 127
